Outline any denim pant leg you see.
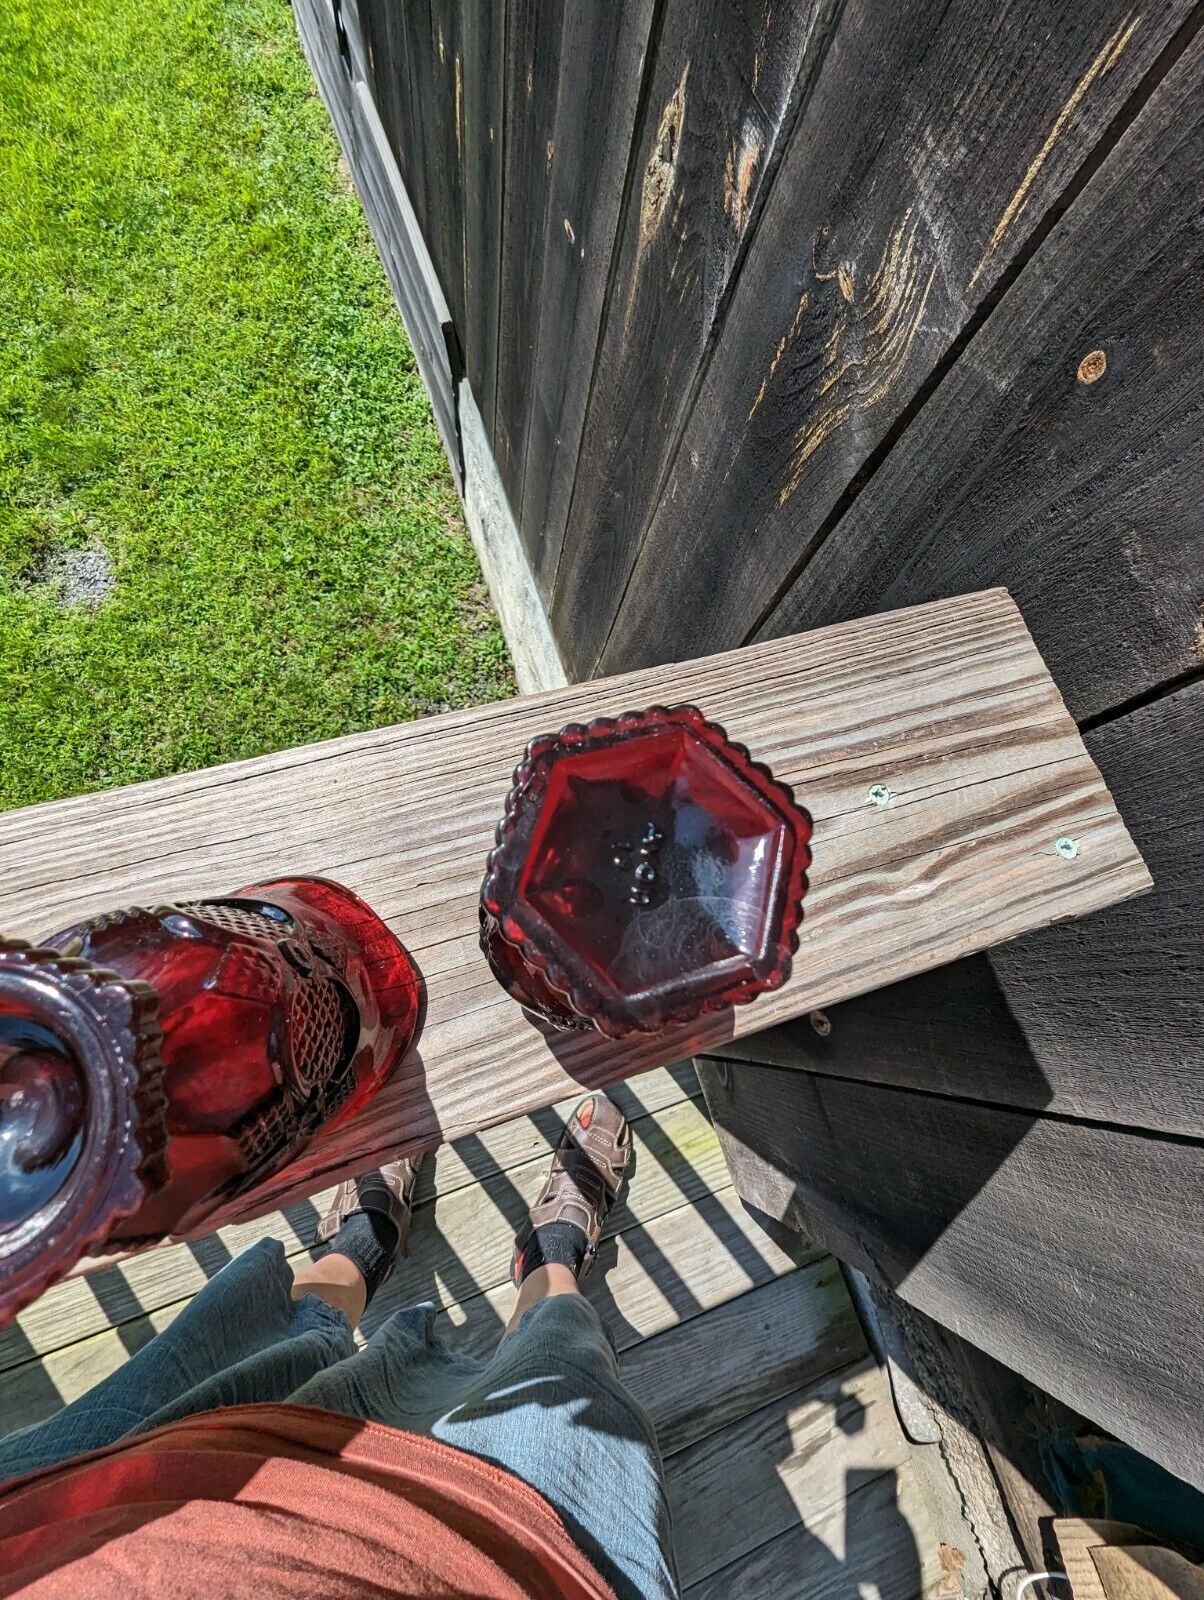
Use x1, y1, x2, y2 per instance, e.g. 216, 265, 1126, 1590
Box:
298, 1292, 680, 1600
0, 1240, 354, 1483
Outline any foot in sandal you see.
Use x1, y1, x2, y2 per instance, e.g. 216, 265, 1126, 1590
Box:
511, 1095, 633, 1287
315, 1156, 423, 1305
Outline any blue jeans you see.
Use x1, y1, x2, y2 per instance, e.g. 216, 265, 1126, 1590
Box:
0, 1239, 679, 1600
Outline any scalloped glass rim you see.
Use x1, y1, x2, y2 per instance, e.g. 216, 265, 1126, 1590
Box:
480, 704, 812, 1036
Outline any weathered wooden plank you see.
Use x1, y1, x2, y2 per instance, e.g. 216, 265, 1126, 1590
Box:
349, 79, 461, 462
697, 1056, 1204, 1487
492, 0, 565, 513
517, 0, 654, 593
457, 0, 505, 439
711, 700, 1204, 1142
760, 25, 1204, 725
705, 954, 1046, 1112
0, 1066, 700, 1372
669, 1362, 909, 1589
597, 0, 1194, 674
992, 680, 1204, 1139
2, 1186, 818, 1435
419, 0, 467, 341
355, 0, 433, 251
683, 1466, 942, 1600
543, 0, 827, 626
0, 591, 1149, 1234
620, 1259, 865, 1458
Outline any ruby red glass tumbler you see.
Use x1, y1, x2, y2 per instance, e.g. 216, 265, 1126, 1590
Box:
1, 876, 420, 1324
480, 705, 812, 1038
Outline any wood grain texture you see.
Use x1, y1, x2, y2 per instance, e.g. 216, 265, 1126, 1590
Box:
516, 0, 655, 592
0, 590, 1148, 1234
704, 954, 1048, 1110
710, 922, 1200, 1139
418, 0, 467, 342
991, 678, 1204, 1138
597, 0, 1194, 675
669, 1362, 910, 1588
760, 24, 1204, 724
697, 1056, 1204, 1487
293, 0, 461, 477
0, 1067, 700, 1373
492, 0, 565, 515
620, 1258, 865, 1457
683, 1465, 941, 1600
448, 1182, 820, 1362
456, 0, 506, 439
545, 0, 828, 627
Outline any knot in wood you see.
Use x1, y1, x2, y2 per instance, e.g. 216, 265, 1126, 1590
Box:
1077, 349, 1107, 384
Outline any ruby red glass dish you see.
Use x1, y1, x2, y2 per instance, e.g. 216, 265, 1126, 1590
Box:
480, 705, 812, 1037
0, 876, 420, 1325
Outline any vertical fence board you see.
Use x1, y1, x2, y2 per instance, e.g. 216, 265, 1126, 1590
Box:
755, 24, 1204, 724
421, 0, 467, 340
594, 0, 1193, 675
493, 0, 567, 527
991, 678, 1204, 1139
457, 0, 506, 440
547, 0, 832, 653
517, 0, 656, 598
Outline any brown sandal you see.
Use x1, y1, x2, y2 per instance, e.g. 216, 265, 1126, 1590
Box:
315, 1156, 422, 1288
511, 1095, 632, 1286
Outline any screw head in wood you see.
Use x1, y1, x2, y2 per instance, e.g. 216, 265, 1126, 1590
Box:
809, 1009, 831, 1037
1054, 836, 1079, 860
867, 784, 891, 807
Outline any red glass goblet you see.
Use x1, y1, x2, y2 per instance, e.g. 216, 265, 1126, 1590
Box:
1, 877, 420, 1323
480, 706, 811, 1037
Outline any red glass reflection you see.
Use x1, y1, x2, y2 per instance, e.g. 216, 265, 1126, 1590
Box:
1, 877, 419, 1324
481, 706, 811, 1037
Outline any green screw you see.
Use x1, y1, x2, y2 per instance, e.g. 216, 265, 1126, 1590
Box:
867, 785, 891, 807
1054, 836, 1079, 860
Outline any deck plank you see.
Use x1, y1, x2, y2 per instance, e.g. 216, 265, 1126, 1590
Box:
436, 1183, 820, 1361
683, 1466, 944, 1600
669, 1361, 909, 1589
0, 590, 1148, 1235
621, 1260, 865, 1458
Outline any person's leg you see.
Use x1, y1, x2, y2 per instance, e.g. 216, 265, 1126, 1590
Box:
0, 1238, 353, 1482
307, 1096, 679, 1600
440, 1273, 679, 1600
503, 1260, 579, 1334
446, 1097, 678, 1600
0, 1159, 422, 1484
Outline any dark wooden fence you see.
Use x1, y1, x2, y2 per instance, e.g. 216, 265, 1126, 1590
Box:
293, 0, 1203, 1494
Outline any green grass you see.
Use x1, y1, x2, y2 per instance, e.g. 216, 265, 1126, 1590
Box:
0, 0, 513, 810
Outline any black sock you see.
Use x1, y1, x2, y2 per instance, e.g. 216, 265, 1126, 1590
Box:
329, 1207, 399, 1305
516, 1220, 589, 1284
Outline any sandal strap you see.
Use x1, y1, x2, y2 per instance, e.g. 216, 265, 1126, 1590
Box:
315, 1157, 420, 1255
517, 1096, 632, 1275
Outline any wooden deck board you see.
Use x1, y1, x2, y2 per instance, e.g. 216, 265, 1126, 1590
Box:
0, 591, 1148, 1239
669, 1362, 910, 1589
683, 1467, 945, 1600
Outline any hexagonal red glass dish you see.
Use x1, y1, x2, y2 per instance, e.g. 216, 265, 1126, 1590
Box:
480, 705, 812, 1037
